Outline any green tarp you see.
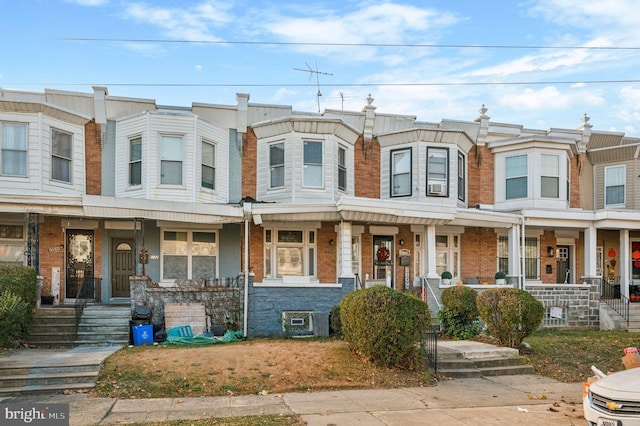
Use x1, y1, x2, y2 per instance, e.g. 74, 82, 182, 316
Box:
163, 330, 244, 345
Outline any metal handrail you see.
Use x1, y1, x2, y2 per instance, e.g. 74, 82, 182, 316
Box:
74, 277, 101, 340
600, 280, 630, 327
422, 276, 441, 309
422, 324, 438, 375
354, 273, 362, 290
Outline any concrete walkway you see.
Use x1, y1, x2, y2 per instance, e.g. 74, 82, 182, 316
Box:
0, 341, 585, 425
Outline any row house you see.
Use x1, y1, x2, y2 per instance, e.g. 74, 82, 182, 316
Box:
0, 87, 638, 336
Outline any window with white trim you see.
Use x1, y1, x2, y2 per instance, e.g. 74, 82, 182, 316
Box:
52, 128, 72, 183
436, 234, 459, 281
506, 154, 527, 199
264, 227, 317, 278
0, 224, 25, 265
338, 145, 347, 192
427, 148, 448, 196
129, 136, 142, 186
457, 152, 465, 201
269, 142, 285, 189
605, 165, 625, 206
303, 140, 323, 188
541, 154, 559, 198
498, 235, 539, 280
391, 148, 411, 197
1, 123, 27, 176
161, 230, 217, 280
160, 135, 183, 185
201, 139, 215, 190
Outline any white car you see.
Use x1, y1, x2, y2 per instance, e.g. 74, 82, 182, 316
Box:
584, 366, 640, 426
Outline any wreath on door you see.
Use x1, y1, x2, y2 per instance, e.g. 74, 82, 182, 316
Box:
376, 246, 390, 262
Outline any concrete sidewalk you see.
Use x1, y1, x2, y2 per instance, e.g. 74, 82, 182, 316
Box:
4, 374, 584, 425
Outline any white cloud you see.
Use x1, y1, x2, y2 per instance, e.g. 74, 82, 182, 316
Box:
65, 0, 109, 6
194, 65, 203, 72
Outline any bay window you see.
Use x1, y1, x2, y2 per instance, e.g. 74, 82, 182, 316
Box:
303, 140, 323, 188
52, 128, 72, 183
427, 148, 448, 196
506, 154, 527, 199
391, 148, 411, 197
269, 142, 285, 189
160, 135, 183, 185
541, 154, 559, 198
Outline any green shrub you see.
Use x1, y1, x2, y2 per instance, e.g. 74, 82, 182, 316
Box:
341, 286, 430, 369
329, 304, 342, 338
437, 286, 482, 340
477, 288, 544, 348
0, 265, 38, 308
441, 271, 452, 280
0, 289, 33, 347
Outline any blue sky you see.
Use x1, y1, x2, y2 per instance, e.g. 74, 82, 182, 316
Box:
3, 0, 640, 135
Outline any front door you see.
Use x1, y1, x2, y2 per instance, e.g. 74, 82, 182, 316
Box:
373, 235, 394, 288
65, 230, 94, 299
112, 238, 134, 298
556, 245, 571, 284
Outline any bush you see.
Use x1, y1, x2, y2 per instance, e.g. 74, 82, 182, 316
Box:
329, 304, 342, 338
494, 271, 506, 280
0, 290, 33, 347
477, 288, 544, 348
441, 271, 452, 280
0, 265, 38, 308
341, 286, 430, 369
437, 286, 482, 340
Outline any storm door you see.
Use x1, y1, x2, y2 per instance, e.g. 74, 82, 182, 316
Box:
556, 245, 571, 284
65, 230, 94, 299
373, 235, 394, 288
112, 238, 134, 298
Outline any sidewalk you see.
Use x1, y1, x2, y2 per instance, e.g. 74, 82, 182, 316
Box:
4, 374, 583, 425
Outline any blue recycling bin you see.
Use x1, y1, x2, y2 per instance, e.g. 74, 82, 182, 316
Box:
133, 324, 154, 346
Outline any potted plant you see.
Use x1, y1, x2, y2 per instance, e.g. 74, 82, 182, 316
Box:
495, 271, 507, 285
441, 271, 453, 286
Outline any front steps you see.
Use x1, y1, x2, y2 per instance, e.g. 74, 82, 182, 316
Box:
600, 301, 640, 332
435, 340, 535, 379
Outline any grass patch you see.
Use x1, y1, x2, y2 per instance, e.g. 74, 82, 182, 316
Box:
522, 329, 640, 382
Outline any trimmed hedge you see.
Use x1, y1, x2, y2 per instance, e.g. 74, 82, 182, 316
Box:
340, 286, 430, 369
0, 265, 38, 308
437, 286, 482, 340
477, 287, 544, 348
0, 266, 38, 347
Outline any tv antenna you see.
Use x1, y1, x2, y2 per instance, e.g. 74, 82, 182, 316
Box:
294, 62, 333, 112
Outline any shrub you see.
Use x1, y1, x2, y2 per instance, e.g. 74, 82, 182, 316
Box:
0, 265, 38, 308
477, 288, 544, 348
441, 271, 452, 280
437, 286, 482, 340
340, 286, 430, 369
0, 289, 33, 347
329, 304, 342, 338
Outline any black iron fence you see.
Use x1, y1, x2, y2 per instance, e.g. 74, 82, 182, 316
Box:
422, 324, 438, 375
601, 279, 629, 327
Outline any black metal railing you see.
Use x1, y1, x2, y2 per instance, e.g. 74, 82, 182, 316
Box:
422, 324, 438, 375
74, 277, 102, 339
205, 276, 241, 288
601, 279, 629, 327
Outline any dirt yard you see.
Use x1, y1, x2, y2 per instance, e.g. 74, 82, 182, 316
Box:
94, 339, 433, 398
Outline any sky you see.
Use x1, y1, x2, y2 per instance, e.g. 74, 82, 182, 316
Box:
3, 0, 640, 135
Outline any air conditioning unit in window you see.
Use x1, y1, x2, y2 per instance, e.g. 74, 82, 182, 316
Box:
428, 183, 444, 195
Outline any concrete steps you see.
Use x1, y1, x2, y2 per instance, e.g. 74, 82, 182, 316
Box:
25, 307, 77, 347
75, 305, 131, 345
435, 340, 535, 379
600, 302, 640, 332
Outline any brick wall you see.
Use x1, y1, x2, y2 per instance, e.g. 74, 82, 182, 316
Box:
467, 145, 494, 206
354, 136, 380, 198
242, 129, 257, 199
85, 121, 102, 195
461, 227, 497, 281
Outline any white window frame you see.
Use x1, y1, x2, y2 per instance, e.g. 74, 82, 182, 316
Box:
605, 165, 625, 207
505, 154, 528, 199
269, 142, 285, 189
427, 147, 448, 197
436, 233, 460, 281
201, 139, 216, 190
129, 136, 142, 187
303, 140, 323, 188
540, 154, 559, 198
160, 229, 218, 281
457, 151, 465, 201
0, 224, 26, 265
1, 122, 27, 177
391, 148, 412, 197
51, 128, 73, 183
264, 226, 318, 279
338, 145, 347, 192
160, 135, 183, 185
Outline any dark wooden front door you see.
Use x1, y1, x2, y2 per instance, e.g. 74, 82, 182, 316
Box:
112, 238, 134, 298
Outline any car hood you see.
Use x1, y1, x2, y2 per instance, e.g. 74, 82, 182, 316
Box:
590, 367, 640, 400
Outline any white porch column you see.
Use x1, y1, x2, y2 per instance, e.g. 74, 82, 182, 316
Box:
508, 224, 521, 279
620, 229, 630, 299
426, 225, 438, 279
338, 221, 353, 278
583, 225, 598, 278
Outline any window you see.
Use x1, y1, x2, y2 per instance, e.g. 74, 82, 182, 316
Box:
162, 230, 217, 280
269, 142, 285, 189
506, 154, 527, 199
427, 148, 448, 196
160, 135, 183, 185
457, 152, 465, 201
605, 165, 625, 206
436, 234, 459, 280
541, 154, 559, 198
0, 224, 25, 266
498, 235, 539, 280
338, 145, 347, 192
129, 137, 141, 186
264, 227, 317, 278
391, 148, 411, 196
303, 141, 323, 188
1, 123, 27, 176
52, 129, 72, 183
201, 140, 215, 190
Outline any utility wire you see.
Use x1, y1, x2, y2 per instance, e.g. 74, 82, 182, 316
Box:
52, 37, 640, 50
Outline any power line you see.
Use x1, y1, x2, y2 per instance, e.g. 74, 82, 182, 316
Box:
52, 37, 640, 50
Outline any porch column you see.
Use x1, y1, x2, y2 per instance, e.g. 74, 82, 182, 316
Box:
508, 224, 520, 280
426, 225, 438, 279
620, 229, 630, 299
338, 221, 353, 278
583, 225, 598, 278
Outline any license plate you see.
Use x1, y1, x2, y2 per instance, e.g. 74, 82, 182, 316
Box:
597, 418, 620, 426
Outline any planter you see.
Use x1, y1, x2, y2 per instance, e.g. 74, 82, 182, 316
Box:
495, 278, 506, 286
442, 279, 451, 286
41, 295, 54, 305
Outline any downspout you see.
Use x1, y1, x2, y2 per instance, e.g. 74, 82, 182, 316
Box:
521, 215, 526, 290
242, 202, 251, 338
